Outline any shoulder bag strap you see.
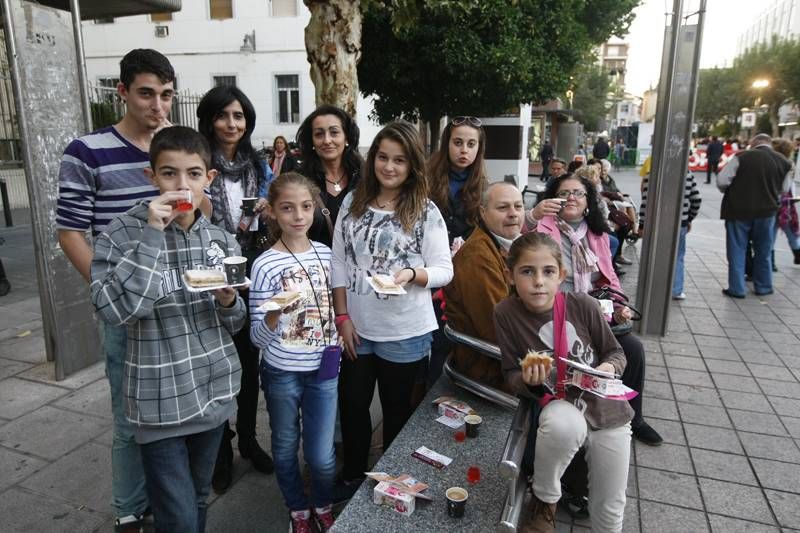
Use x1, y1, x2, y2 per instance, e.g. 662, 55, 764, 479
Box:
553, 291, 569, 400
314, 192, 334, 238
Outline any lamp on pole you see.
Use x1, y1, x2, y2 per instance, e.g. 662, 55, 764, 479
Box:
750, 78, 769, 137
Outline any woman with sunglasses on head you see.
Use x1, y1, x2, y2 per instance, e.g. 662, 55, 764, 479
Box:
296, 105, 364, 247
428, 116, 489, 251
525, 172, 664, 447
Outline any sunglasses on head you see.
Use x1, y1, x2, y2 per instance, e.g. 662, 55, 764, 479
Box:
451, 116, 482, 127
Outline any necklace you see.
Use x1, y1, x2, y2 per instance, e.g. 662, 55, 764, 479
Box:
325, 171, 345, 193
375, 196, 400, 209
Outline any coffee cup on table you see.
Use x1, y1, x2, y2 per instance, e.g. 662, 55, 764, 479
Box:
222, 256, 247, 285
446, 486, 468, 518
464, 414, 482, 438
241, 197, 258, 216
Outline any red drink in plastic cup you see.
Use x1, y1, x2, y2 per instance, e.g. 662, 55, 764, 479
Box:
467, 466, 481, 484
175, 191, 193, 212
454, 430, 466, 443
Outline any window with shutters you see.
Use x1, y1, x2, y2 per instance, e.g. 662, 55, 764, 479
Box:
210, 0, 233, 20
213, 75, 237, 88
272, 0, 298, 17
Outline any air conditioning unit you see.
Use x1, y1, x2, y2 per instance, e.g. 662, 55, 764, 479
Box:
155, 25, 169, 38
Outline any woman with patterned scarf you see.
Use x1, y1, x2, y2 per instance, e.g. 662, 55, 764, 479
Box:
524, 173, 663, 448
197, 85, 275, 494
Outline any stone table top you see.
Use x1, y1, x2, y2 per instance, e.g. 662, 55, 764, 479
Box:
332, 377, 518, 532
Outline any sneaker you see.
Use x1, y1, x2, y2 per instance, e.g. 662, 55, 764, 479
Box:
114, 515, 144, 533
632, 420, 663, 446
313, 505, 335, 532
289, 509, 313, 533
520, 496, 556, 533
672, 293, 686, 300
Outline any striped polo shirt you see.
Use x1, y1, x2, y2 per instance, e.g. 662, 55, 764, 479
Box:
57, 126, 158, 237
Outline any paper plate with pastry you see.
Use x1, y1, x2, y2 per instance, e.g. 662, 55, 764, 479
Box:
183, 269, 250, 292
366, 273, 407, 295
257, 290, 302, 312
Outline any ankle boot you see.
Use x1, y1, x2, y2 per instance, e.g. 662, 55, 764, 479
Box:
521, 496, 557, 533
239, 437, 274, 474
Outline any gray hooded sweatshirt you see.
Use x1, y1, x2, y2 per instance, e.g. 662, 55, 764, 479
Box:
91, 201, 246, 443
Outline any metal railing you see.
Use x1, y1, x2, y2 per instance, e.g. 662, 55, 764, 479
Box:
88, 85, 203, 130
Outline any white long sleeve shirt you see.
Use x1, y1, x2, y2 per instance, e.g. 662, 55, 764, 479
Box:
331, 193, 453, 342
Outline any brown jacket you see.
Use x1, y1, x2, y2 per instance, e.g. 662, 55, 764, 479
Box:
443, 225, 511, 392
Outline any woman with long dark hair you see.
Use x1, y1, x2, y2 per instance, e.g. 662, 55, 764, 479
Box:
196, 85, 275, 493
427, 117, 489, 247
296, 105, 363, 246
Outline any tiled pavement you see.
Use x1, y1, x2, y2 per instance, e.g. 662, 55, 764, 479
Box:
1, 168, 800, 532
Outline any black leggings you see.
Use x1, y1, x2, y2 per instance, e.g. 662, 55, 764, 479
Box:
338, 355, 428, 480
617, 333, 645, 425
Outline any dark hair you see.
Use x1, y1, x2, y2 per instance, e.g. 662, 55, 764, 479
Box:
542, 174, 608, 235
149, 126, 212, 170
567, 160, 583, 173
264, 172, 321, 247
350, 121, 428, 232
428, 121, 487, 224
196, 86, 258, 163
119, 49, 175, 88
506, 232, 564, 294
296, 105, 362, 183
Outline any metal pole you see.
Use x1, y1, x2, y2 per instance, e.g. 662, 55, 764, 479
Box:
1, 0, 58, 362
70, 0, 92, 132
636, 0, 684, 335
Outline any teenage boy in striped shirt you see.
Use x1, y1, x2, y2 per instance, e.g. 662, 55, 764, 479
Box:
56, 49, 175, 533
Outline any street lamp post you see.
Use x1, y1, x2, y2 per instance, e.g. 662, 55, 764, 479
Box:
751, 79, 770, 137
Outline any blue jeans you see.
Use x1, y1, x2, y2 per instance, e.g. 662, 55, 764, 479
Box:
261, 362, 337, 511
777, 220, 800, 251
608, 233, 620, 257
672, 225, 688, 296
726, 217, 775, 295
101, 322, 148, 517
139, 424, 225, 533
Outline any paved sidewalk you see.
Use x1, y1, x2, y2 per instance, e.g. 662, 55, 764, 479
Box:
1, 168, 799, 532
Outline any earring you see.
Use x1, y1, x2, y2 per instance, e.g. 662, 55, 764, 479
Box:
584, 207, 589, 216
345, 143, 349, 147
312, 146, 316, 151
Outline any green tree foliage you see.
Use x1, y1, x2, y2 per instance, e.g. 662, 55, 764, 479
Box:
359, 0, 638, 146
694, 67, 746, 137
571, 63, 615, 132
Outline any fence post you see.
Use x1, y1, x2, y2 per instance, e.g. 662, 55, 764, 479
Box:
0, 179, 12, 227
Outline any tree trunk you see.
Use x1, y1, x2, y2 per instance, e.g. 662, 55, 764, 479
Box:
303, 1, 362, 117
426, 114, 443, 154
770, 103, 780, 138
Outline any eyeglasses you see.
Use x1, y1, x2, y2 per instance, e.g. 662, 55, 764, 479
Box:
556, 190, 587, 199
451, 116, 482, 127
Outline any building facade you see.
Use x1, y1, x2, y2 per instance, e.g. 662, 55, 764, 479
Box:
737, 0, 800, 55
80, 0, 381, 149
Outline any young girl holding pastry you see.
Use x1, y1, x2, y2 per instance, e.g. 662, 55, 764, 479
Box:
249, 172, 338, 532
493, 232, 632, 533
331, 121, 453, 492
